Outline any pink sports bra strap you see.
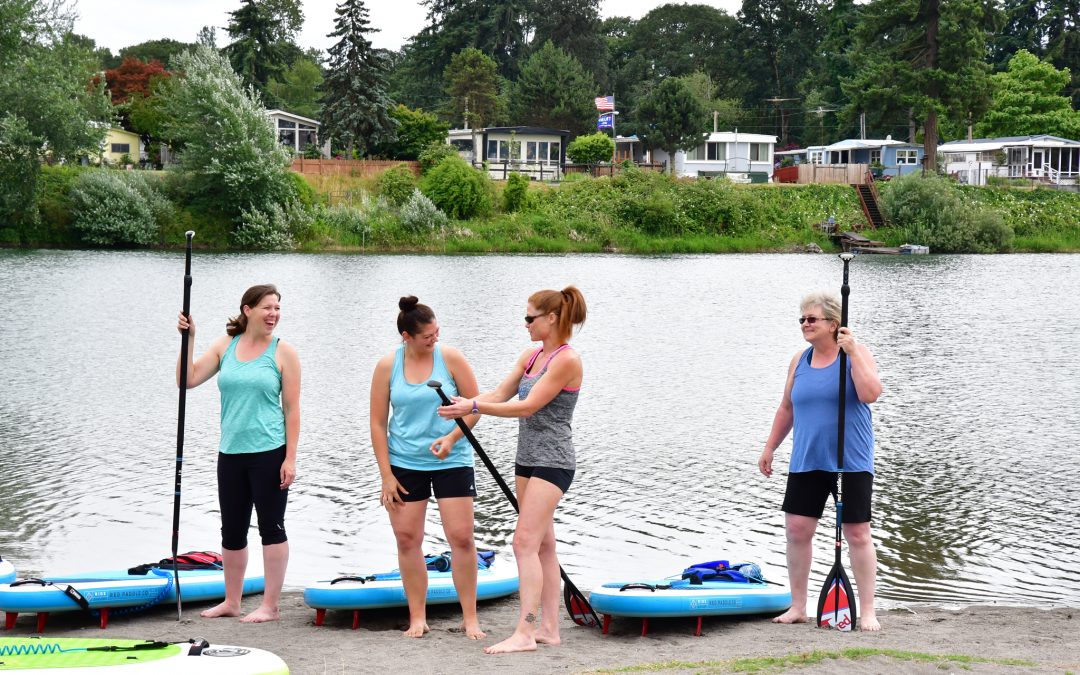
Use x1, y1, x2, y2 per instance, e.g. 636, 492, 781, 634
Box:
525, 344, 572, 375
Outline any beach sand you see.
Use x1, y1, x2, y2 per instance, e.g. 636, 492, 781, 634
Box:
2, 594, 1076, 673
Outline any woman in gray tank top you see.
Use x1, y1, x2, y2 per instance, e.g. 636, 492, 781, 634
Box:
438, 286, 586, 655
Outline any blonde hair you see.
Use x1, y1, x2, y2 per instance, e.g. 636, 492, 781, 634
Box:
529, 285, 587, 344
800, 291, 840, 341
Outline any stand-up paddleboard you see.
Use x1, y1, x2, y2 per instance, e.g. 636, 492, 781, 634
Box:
0, 557, 14, 585
589, 560, 792, 636
0, 637, 288, 673
0, 552, 264, 632
304, 551, 518, 629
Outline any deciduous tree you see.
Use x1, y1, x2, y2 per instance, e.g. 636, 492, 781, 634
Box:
976, 50, 1080, 138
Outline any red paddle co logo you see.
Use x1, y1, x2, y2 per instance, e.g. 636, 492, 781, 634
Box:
819, 582, 853, 631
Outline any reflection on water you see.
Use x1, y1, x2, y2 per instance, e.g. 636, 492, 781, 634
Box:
0, 250, 1077, 610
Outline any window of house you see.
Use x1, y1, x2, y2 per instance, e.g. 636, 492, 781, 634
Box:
279, 129, 296, 149
111, 143, 130, 154
808, 150, 823, 164
487, 139, 509, 160
870, 149, 881, 165
277, 120, 296, 129
896, 149, 918, 165
750, 143, 769, 161
526, 141, 537, 161
693, 142, 726, 161
538, 141, 550, 163
550, 142, 560, 162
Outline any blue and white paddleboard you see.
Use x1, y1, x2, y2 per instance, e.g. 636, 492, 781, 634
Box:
0, 555, 264, 629
0, 558, 14, 585
304, 553, 518, 613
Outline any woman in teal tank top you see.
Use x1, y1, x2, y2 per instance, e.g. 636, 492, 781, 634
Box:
370, 296, 484, 639
176, 284, 300, 624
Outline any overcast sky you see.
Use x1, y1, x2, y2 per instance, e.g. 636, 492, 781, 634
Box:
73, 0, 742, 55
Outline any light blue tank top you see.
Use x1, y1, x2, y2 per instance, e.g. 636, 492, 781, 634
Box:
790, 347, 874, 473
217, 335, 286, 454
387, 344, 473, 470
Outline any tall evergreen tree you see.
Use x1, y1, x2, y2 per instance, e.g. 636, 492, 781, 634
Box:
319, 0, 397, 157
511, 41, 597, 134
225, 0, 289, 103
444, 48, 502, 129
633, 77, 709, 174
843, 0, 1000, 171
530, 0, 607, 87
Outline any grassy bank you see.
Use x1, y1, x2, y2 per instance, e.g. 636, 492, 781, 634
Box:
5, 165, 1080, 253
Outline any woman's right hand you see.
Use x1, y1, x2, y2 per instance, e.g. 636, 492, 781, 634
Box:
177, 311, 195, 336
758, 447, 774, 477
380, 476, 408, 511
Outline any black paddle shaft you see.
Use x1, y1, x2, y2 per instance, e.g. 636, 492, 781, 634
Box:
171, 230, 195, 619
426, 381, 602, 628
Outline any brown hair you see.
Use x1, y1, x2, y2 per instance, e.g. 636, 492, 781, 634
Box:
529, 285, 587, 343
226, 284, 281, 336
397, 295, 436, 336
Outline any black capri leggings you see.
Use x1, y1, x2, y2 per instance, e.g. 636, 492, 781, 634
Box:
217, 446, 289, 550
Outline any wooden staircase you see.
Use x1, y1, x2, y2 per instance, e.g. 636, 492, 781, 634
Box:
854, 170, 887, 229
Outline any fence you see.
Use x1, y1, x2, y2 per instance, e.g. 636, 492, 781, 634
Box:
290, 158, 420, 178
776, 164, 869, 184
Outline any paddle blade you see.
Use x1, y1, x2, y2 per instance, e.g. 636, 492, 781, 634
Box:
563, 581, 599, 628
816, 563, 856, 631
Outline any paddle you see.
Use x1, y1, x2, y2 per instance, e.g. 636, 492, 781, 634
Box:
171, 230, 195, 620
426, 380, 601, 628
816, 251, 858, 632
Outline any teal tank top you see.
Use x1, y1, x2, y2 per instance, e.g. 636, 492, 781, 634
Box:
387, 344, 473, 470
218, 335, 286, 454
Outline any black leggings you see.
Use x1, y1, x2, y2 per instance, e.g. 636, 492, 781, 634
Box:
217, 446, 289, 550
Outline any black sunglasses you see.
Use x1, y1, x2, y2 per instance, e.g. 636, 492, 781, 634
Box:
525, 313, 546, 324
798, 316, 829, 325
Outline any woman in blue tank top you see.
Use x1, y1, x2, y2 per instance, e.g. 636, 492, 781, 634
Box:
438, 286, 587, 655
370, 296, 484, 639
176, 284, 300, 624
757, 291, 882, 631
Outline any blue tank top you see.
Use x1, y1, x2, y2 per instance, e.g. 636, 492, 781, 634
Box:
218, 335, 286, 454
790, 347, 874, 473
387, 344, 473, 470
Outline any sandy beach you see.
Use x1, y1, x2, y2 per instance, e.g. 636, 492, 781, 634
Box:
3, 593, 1076, 674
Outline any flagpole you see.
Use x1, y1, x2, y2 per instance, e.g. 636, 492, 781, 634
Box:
610, 93, 617, 164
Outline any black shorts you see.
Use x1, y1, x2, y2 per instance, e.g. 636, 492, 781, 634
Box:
217, 445, 289, 550
515, 464, 574, 494
391, 465, 477, 502
782, 470, 873, 524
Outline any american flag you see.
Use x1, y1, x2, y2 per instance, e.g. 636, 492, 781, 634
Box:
594, 95, 615, 111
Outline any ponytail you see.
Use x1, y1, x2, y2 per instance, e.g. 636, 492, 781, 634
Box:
226, 284, 280, 336
529, 285, 586, 343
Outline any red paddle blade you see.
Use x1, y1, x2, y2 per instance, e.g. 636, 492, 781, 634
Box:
564, 583, 599, 627
817, 576, 855, 631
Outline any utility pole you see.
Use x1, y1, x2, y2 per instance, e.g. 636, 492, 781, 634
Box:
859, 112, 866, 140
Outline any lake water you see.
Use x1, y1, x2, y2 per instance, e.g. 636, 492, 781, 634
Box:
0, 250, 1077, 612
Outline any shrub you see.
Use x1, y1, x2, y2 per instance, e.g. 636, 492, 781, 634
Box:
69, 170, 172, 246
502, 173, 529, 213
233, 201, 314, 250
417, 142, 459, 173
567, 132, 615, 165
286, 171, 318, 208
400, 189, 448, 232
377, 164, 417, 206
420, 156, 493, 219
971, 209, 1014, 252
880, 174, 977, 252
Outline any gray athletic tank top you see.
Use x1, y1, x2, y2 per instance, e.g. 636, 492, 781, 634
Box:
516, 345, 579, 470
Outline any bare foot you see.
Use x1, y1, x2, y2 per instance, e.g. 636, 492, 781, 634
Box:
200, 601, 241, 618
239, 606, 280, 623
534, 629, 561, 645
859, 614, 881, 632
483, 632, 536, 654
462, 621, 486, 640
403, 621, 430, 638
772, 608, 809, 624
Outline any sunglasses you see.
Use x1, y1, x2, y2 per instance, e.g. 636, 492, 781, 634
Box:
798, 316, 830, 325
525, 313, 546, 324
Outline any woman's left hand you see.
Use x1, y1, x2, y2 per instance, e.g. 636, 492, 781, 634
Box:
837, 326, 858, 355
430, 435, 455, 460
437, 396, 472, 419
279, 458, 296, 489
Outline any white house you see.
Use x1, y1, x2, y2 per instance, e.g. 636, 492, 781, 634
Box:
652, 131, 777, 181
447, 126, 568, 180
939, 135, 1080, 185
267, 109, 330, 158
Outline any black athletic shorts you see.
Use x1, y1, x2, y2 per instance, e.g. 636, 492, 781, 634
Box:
390, 465, 477, 502
782, 470, 873, 524
515, 464, 575, 494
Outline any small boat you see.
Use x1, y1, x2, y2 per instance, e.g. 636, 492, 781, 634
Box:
0, 556, 14, 585
0, 637, 288, 673
899, 243, 930, 254
304, 551, 518, 629
0, 552, 263, 631
588, 560, 792, 635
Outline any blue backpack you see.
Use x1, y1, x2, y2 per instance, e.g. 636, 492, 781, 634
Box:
680, 560, 764, 585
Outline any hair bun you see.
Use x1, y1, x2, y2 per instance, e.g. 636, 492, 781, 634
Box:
399, 295, 420, 312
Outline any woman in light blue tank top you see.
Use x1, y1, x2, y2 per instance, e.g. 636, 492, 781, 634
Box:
176, 284, 300, 624
370, 296, 484, 639
437, 286, 587, 655
757, 291, 883, 631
